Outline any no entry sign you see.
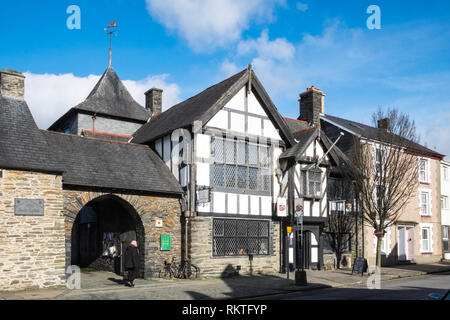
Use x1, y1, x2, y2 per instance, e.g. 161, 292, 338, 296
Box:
374, 229, 383, 238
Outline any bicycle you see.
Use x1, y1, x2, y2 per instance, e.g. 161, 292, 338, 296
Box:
160, 257, 200, 279
160, 257, 179, 279
177, 260, 200, 279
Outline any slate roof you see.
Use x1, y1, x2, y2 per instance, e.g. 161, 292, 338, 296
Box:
49, 67, 149, 130
280, 127, 317, 160
321, 114, 444, 158
44, 131, 183, 195
132, 69, 295, 146
280, 117, 354, 174
0, 96, 61, 173
283, 117, 310, 134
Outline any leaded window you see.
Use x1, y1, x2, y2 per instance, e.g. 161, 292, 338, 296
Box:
301, 168, 322, 197
213, 219, 270, 256
211, 137, 271, 194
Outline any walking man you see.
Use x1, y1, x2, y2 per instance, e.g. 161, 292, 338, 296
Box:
124, 240, 139, 287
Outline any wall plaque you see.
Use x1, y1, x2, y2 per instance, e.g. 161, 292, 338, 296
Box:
160, 234, 171, 251
14, 199, 44, 216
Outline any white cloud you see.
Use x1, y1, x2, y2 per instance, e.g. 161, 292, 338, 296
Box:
24, 72, 181, 130
296, 2, 308, 12
238, 29, 295, 61
220, 20, 450, 157
145, 0, 283, 52
224, 29, 298, 95
220, 59, 240, 76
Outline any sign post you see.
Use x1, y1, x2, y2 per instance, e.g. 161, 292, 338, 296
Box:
286, 226, 292, 280
294, 198, 307, 286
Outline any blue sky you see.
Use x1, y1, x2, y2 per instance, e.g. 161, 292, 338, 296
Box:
1, 0, 449, 157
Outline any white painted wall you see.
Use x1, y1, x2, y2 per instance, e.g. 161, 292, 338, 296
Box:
205, 85, 282, 141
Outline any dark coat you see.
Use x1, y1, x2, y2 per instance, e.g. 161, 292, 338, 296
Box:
124, 245, 139, 270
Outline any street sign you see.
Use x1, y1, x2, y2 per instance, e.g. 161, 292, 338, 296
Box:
277, 198, 287, 217
294, 198, 304, 217
287, 226, 292, 234
374, 229, 383, 238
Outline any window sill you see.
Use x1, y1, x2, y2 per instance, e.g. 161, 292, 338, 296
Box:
419, 214, 432, 217
420, 252, 433, 255
419, 181, 430, 185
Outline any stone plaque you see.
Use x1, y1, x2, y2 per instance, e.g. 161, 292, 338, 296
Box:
14, 198, 44, 216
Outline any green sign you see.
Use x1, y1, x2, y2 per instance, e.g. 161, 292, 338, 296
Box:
160, 234, 171, 251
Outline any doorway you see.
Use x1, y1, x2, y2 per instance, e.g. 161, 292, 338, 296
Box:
398, 226, 414, 261
297, 231, 317, 269
70, 195, 145, 278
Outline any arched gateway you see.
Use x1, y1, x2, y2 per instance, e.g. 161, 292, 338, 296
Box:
64, 192, 148, 278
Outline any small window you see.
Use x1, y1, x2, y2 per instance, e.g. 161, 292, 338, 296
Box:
443, 166, 449, 182
419, 159, 429, 183
420, 191, 431, 216
442, 196, 449, 210
301, 169, 322, 197
443, 226, 449, 252
375, 148, 383, 174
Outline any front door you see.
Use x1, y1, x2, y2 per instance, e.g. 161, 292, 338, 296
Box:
407, 227, 415, 261
398, 227, 407, 261
297, 231, 312, 269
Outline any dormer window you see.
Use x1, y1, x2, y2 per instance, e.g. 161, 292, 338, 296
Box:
302, 168, 322, 198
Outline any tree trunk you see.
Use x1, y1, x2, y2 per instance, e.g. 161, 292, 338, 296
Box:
336, 239, 341, 269
375, 235, 383, 269
336, 252, 342, 269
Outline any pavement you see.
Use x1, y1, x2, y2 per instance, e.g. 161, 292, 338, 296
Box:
1, 261, 449, 300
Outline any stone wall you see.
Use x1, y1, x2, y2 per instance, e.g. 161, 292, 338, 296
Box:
0, 170, 65, 291
63, 190, 182, 278
188, 216, 280, 277
323, 253, 353, 270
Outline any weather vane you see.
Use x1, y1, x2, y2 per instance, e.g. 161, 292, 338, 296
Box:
105, 20, 118, 67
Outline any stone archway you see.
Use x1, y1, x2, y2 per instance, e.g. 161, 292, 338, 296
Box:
64, 192, 147, 278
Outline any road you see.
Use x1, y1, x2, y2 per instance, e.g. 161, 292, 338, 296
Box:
254, 271, 450, 300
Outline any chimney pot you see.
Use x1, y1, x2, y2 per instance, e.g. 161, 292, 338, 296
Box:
145, 88, 163, 117
0, 69, 25, 100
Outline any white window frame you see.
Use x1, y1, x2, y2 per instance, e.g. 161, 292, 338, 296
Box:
419, 188, 432, 216
418, 158, 430, 183
419, 223, 433, 253
442, 196, 449, 210
443, 166, 449, 182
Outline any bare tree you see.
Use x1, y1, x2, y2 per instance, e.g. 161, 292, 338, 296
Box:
351, 107, 419, 268
325, 177, 357, 269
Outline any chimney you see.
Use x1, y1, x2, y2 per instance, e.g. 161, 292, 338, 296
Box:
0, 69, 25, 100
299, 86, 325, 129
145, 88, 163, 117
378, 118, 391, 132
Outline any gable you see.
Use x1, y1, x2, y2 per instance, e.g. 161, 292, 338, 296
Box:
205, 86, 283, 141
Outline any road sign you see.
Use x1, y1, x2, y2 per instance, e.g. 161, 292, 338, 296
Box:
374, 229, 383, 238
287, 226, 292, 233
294, 198, 304, 217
